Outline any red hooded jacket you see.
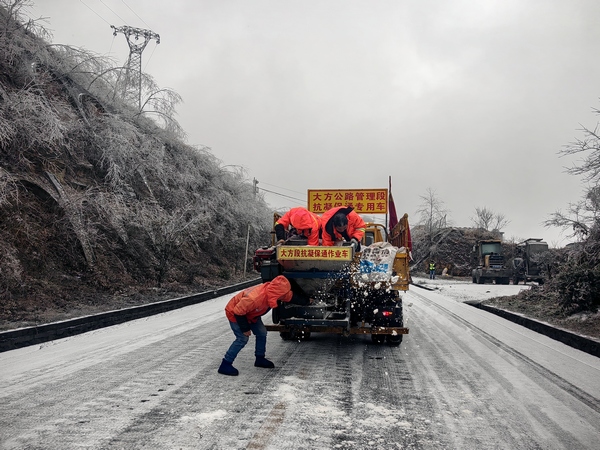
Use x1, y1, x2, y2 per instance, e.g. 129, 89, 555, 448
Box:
225, 276, 294, 328
275, 207, 321, 245
320, 206, 366, 246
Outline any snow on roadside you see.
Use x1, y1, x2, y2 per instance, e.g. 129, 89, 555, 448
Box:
412, 276, 530, 304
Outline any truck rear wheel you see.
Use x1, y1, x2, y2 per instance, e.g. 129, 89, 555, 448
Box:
387, 335, 402, 346
297, 330, 311, 340
371, 334, 386, 344
280, 331, 293, 340
280, 329, 311, 341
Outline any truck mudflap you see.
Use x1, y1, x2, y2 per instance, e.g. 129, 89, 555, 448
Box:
265, 324, 409, 336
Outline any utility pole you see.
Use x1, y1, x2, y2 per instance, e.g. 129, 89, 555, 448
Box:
244, 178, 259, 278
110, 25, 160, 110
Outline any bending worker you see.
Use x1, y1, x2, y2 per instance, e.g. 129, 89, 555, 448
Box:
274, 206, 320, 246
320, 206, 366, 251
218, 275, 312, 376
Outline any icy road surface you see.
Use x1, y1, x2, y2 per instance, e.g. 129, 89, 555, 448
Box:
1, 280, 599, 449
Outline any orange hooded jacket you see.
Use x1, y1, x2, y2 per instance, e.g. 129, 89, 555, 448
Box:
225, 276, 294, 328
274, 207, 321, 246
320, 206, 366, 247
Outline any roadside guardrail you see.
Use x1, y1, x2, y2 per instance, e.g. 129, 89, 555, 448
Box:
0, 278, 262, 353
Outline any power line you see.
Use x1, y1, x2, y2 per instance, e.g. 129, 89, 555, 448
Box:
121, 0, 151, 29
79, 1, 119, 57
80, 0, 111, 25
259, 181, 305, 196
95, 0, 154, 33
108, 34, 116, 54
99, 0, 127, 23
143, 41, 158, 70
258, 187, 305, 203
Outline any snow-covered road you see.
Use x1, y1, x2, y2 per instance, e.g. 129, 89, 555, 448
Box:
1, 280, 599, 449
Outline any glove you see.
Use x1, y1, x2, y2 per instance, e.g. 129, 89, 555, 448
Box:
350, 238, 361, 252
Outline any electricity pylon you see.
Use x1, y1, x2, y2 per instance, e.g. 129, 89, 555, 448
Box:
110, 25, 160, 110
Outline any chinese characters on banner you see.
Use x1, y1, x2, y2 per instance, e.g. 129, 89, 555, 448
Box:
277, 246, 353, 260
307, 189, 388, 214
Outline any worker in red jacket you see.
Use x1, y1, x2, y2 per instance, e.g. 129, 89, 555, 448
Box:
218, 275, 311, 376
320, 206, 366, 250
274, 206, 321, 246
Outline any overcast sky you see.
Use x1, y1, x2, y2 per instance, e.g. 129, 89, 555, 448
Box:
27, 0, 600, 247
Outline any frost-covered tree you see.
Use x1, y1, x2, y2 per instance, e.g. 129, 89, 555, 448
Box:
543, 101, 600, 312
416, 188, 450, 235
546, 104, 600, 238
471, 206, 510, 232
414, 188, 451, 262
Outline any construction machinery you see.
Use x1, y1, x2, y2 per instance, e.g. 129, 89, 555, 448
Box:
471, 239, 511, 285
511, 238, 549, 284
253, 204, 410, 346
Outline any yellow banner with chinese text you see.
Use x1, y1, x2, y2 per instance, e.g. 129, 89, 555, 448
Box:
277, 246, 353, 261
307, 189, 388, 214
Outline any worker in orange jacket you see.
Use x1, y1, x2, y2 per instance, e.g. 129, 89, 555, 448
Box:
274, 206, 321, 246
218, 275, 311, 376
320, 206, 366, 251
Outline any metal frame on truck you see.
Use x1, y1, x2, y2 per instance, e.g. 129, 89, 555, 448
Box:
252, 189, 411, 346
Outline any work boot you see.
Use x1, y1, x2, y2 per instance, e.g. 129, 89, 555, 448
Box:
254, 356, 275, 368
218, 359, 239, 376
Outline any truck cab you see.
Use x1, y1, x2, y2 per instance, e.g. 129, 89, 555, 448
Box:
472, 239, 511, 284
512, 238, 548, 284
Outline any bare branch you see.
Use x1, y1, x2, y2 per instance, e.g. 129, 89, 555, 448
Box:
471, 206, 510, 232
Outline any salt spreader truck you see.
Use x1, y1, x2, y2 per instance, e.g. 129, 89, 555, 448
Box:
252, 188, 411, 346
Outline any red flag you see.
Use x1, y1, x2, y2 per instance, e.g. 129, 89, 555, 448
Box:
406, 219, 412, 252
389, 191, 398, 230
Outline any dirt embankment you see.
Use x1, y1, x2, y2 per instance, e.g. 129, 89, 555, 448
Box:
0, 273, 254, 332
484, 286, 600, 341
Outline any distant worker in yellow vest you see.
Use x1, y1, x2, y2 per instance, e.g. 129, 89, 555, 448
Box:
429, 261, 436, 279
